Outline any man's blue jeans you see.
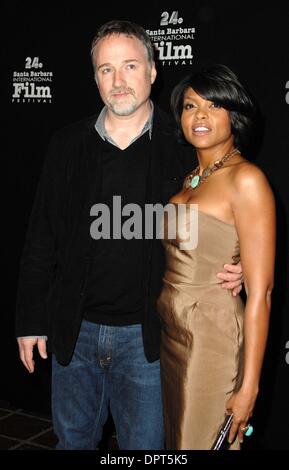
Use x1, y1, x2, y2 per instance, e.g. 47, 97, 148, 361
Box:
52, 320, 164, 450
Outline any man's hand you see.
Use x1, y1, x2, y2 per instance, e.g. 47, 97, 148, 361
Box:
217, 262, 243, 296
17, 337, 47, 373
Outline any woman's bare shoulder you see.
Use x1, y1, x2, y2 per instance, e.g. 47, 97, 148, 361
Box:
230, 158, 271, 192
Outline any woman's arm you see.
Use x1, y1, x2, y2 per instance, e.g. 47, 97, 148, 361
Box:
226, 162, 276, 444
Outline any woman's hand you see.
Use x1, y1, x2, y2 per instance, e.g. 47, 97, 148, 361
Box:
225, 388, 257, 444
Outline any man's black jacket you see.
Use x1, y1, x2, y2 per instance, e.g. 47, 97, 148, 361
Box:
16, 105, 193, 365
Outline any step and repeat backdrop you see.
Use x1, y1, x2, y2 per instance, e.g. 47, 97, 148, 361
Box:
3, 0, 289, 449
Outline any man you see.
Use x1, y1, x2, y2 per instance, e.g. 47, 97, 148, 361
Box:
16, 20, 243, 450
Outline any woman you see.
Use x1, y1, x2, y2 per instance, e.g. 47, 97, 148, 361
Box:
157, 64, 275, 450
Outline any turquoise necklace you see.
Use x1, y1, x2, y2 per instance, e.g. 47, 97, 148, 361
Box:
183, 148, 240, 190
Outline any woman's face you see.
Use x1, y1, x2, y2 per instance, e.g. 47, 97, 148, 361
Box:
181, 87, 233, 150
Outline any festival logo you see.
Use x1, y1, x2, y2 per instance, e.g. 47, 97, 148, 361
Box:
286, 340, 289, 364
146, 10, 195, 67
12, 57, 53, 104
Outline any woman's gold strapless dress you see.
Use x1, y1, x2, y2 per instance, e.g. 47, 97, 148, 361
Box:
157, 205, 244, 450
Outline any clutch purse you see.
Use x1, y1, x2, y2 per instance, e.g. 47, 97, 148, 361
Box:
211, 413, 233, 450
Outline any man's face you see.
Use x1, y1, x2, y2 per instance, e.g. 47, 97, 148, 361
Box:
92, 33, 156, 116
